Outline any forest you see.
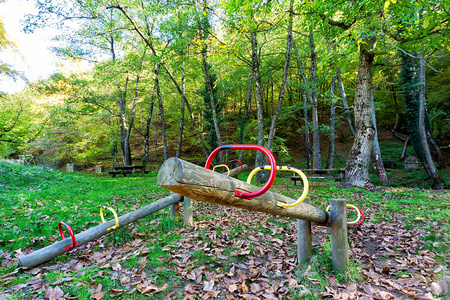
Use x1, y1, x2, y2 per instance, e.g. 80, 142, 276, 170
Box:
1, 0, 449, 188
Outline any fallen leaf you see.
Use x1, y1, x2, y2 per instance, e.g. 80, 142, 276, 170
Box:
430, 282, 443, 296
203, 279, 214, 292
90, 292, 106, 300
48, 286, 65, 300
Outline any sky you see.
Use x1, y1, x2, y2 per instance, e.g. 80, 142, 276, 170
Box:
0, 0, 60, 93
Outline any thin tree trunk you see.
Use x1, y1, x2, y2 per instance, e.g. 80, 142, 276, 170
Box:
292, 40, 311, 169
326, 75, 336, 169
345, 43, 376, 186
176, 57, 185, 158
239, 69, 254, 162
155, 64, 168, 161
252, 32, 265, 173
266, 0, 293, 153
143, 84, 156, 168
309, 27, 321, 170
400, 137, 410, 159
418, 52, 443, 189
371, 91, 388, 185
336, 68, 355, 135
200, 37, 224, 162
118, 77, 132, 166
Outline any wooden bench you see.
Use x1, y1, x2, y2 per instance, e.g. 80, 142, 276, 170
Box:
108, 171, 127, 177
291, 169, 345, 186
109, 165, 147, 177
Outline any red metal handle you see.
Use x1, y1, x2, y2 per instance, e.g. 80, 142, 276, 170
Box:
58, 221, 77, 249
226, 159, 243, 173
206, 145, 277, 199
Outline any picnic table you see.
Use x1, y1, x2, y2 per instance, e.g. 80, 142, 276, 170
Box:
18, 154, 36, 166
108, 165, 146, 177
291, 168, 345, 185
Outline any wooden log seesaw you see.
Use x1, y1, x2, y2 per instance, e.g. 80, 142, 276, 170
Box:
158, 157, 349, 273
20, 154, 350, 274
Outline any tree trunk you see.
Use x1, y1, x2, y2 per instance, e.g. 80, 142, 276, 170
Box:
238, 69, 254, 162
418, 52, 443, 189
336, 68, 355, 135
309, 27, 321, 170
292, 40, 311, 169
155, 64, 168, 161
345, 44, 376, 186
143, 84, 156, 168
252, 32, 265, 174
176, 57, 185, 158
371, 91, 388, 185
326, 75, 336, 169
118, 77, 132, 166
266, 0, 293, 153
199, 28, 224, 163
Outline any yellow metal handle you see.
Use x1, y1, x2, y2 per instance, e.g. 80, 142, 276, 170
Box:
100, 206, 119, 230
325, 204, 361, 225
247, 166, 309, 208
213, 164, 230, 176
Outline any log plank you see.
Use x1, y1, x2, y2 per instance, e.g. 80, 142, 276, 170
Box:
20, 193, 182, 268
158, 158, 329, 224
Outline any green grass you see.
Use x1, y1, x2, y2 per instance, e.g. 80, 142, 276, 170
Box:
1, 160, 449, 299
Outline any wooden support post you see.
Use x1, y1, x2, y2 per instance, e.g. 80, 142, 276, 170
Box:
158, 158, 329, 223
297, 197, 312, 264
184, 198, 193, 226
20, 193, 182, 268
169, 193, 180, 218
330, 198, 348, 274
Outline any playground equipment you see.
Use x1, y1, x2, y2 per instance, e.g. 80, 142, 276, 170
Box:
227, 159, 242, 173
19, 194, 182, 268
247, 165, 309, 208
206, 145, 277, 199
58, 222, 77, 250
212, 164, 230, 176
100, 206, 119, 230
326, 204, 362, 225
158, 157, 350, 272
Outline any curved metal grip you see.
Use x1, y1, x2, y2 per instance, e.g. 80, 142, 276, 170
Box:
205, 145, 277, 199
58, 221, 77, 249
100, 206, 120, 231
226, 159, 243, 173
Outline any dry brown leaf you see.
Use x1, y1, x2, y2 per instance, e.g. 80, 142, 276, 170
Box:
110, 289, 125, 296
227, 283, 237, 292
203, 279, 215, 292
90, 292, 106, 300
119, 275, 130, 285
430, 282, 443, 296
47, 286, 65, 300
111, 262, 121, 271
250, 282, 260, 293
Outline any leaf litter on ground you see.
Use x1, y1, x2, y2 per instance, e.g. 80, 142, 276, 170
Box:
1, 184, 449, 299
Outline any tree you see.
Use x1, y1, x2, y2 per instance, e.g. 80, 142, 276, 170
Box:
0, 16, 20, 93
304, 0, 449, 186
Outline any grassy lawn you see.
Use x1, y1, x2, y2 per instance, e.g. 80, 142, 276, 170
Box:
0, 161, 449, 299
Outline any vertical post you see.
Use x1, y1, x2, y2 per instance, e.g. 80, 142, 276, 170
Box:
297, 197, 312, 264
330, 198, 348, 274
169, 192, 180, 219
184, 198, 193, 226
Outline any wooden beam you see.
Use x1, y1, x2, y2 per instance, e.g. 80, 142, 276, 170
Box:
158, 158, 328, 224
20, 193, 182, 268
